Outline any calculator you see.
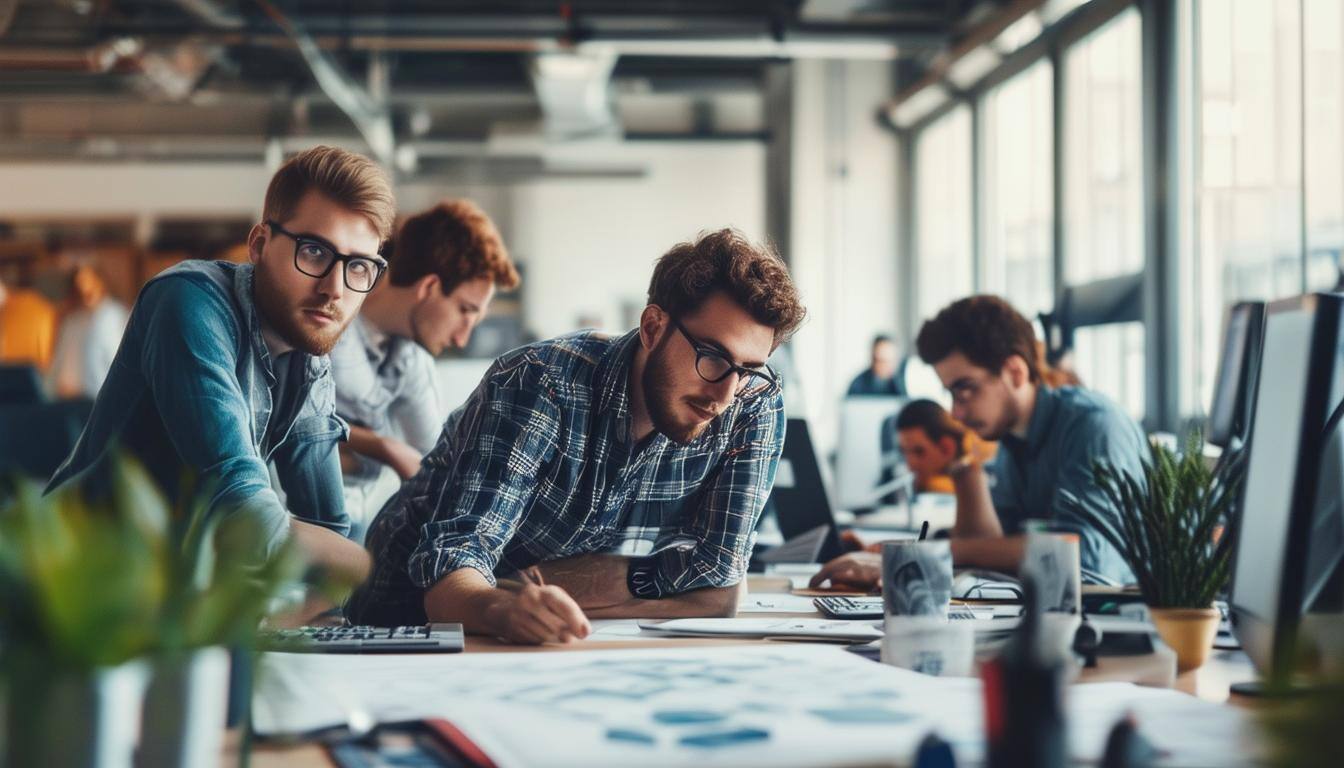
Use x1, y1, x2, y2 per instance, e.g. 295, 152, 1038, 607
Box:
259, 623, 465, 653
812, 596, 984, 621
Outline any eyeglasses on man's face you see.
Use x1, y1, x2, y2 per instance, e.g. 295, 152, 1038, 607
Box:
669, 316, 778, 395
266, 220, 387, 294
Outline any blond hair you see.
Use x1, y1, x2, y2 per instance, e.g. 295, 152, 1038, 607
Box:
262, 145, 396, 242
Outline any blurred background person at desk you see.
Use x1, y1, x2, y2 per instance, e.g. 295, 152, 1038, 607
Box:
330, 200, 520, 539
893, 398, 995, 495
0, 270, 57, 371
846, 333, 900, 396
841, 398, 996, 553
347, 228, 806, 644
815, 295, 1143, 590
46, 265, 128, 399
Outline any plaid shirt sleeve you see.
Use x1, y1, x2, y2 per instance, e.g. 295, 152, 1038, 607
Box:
405, 355, 562, 589
648, 389, 786, 594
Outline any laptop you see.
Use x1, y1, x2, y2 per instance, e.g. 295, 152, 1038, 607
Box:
759, 418, 846, 564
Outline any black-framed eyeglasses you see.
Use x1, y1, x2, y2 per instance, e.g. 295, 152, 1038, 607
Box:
266, 220, 387, 294
669, 316, 778, 395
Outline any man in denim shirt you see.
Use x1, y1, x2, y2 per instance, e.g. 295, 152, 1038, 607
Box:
48, 146, 394, 579
348, 229, 807, 643
813, 296, 1143, 589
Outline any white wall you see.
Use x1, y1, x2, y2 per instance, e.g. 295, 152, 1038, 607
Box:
0, 143, 766, 345
787, 59, 902, 457
507, 141, 767, 338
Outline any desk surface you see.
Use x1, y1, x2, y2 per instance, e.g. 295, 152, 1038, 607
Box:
239, 576, 1259, 767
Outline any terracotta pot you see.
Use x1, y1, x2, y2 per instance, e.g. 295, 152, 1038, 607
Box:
1149, 606, 1220, 673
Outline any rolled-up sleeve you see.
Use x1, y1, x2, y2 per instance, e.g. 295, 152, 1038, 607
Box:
649, 390, 786, 594
405, 359, 562, 589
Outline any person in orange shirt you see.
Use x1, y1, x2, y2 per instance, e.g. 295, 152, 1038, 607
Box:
0, 273, 58, 371
841, 399, 994, 554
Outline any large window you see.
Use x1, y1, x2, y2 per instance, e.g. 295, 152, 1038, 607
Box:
982, 60, 1054, 319
1305, 0, 1344, 290
1190, 0, 1304, 413
1062, 8, 1145, 418
913, 106, 974, 323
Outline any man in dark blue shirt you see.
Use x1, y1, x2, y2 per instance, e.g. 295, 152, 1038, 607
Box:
349, 229, 807, 644
814, 295, 1143, 589
846, 334, 901, 396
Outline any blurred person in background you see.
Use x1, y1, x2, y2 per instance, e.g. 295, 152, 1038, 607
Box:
330, 199, 520, 538
846, 334, 900, 396
46, 265, 130, 399
0, 268, 58, 371
891, 398, 993, 496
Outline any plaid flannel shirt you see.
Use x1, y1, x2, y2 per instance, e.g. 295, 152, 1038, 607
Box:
346, 330, 785, 625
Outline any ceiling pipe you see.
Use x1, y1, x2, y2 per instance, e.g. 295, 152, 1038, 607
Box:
168, 0, 245, 30
253, 0, 396, 168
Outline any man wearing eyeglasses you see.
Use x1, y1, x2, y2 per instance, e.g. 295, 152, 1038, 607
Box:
346, 228, 807, 643
47, 146, 393, 582
811, 295, 1143, 591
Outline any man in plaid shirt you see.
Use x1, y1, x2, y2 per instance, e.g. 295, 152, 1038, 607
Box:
347, 228, 806, 644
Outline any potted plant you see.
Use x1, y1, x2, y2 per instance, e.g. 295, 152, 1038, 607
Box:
1061, 430, 1243, 673
0, 455, 300, 768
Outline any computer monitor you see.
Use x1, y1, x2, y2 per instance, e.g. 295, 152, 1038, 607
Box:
1207, 302, 1265, 449
1228, 293, 1344, 682
763, 418, 844, 563
834, 396, 906, 511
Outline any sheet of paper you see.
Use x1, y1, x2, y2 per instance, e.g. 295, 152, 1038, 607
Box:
254, 644, 1262, 768
585, 619, 658, 642
638, 618, 882, 642
736, 594, 821, 613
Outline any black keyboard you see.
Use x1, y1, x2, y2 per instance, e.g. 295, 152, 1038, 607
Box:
260, 623, 465, 653
812, 596, 984, 620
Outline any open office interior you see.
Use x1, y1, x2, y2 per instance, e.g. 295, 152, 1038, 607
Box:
1, 1, 1343, 767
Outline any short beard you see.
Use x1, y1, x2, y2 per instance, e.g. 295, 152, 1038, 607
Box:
641, 335, 706, 446
253, 258, 348, 356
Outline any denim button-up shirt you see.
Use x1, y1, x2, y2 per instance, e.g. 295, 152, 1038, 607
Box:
47, 260, 350, 557
347, 330, 786, 625
990, 385, 1145, 585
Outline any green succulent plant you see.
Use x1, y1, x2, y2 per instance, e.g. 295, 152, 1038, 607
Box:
1061, 430, 1244, 609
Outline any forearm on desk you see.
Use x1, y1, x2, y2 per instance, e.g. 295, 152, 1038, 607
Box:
535, 553, 743, 617
951, 464, 1003, 538
288, 518, 371, 586
422, 567, 519, 635
950, 535, 1026, 575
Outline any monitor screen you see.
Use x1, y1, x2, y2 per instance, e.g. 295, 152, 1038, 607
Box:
1231, 307, 1313, 627
1207, 303, 1261, 448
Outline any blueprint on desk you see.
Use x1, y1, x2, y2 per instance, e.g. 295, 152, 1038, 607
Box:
254, 643, 1261, 768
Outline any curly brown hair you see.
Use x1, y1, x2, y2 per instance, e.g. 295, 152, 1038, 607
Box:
916, 295, 1041, 384
648, 228, 806, 346
387, 200, 520, 295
